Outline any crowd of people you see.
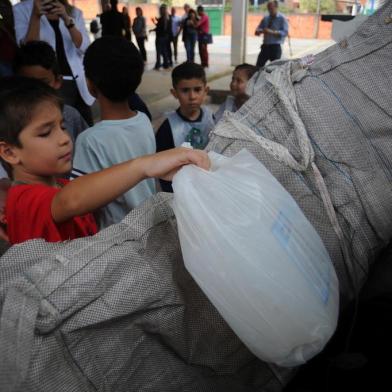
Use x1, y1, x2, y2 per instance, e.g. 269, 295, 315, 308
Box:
88, 2, 213, 70
148, 3, 212, 69
0, 0, 287, 246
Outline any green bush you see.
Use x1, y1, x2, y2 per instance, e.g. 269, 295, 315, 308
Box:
300, 0, 336, 13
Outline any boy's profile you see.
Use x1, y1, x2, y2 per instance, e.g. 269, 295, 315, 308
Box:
0, 77, 209, 245
71, 36, 156, 229
13, 40, 88, 143
155, 62, 214, 192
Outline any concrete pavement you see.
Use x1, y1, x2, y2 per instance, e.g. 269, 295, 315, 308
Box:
135, 35, 334, 129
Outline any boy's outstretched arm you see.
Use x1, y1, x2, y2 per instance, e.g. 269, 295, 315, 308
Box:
52, 148, 209, 223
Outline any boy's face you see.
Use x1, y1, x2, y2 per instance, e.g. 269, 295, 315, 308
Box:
171, 78, 209, 114
230, 69, 249, 98
2, 101, 73, 182
17, 65, 62, 90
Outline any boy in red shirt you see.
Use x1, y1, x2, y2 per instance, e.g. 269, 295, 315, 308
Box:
0, 77, 209, 244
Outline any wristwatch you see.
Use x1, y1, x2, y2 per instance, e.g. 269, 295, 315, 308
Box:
66, 18, 75, 29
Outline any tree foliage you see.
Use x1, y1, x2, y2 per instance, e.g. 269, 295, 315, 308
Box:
300, 0, 336, 13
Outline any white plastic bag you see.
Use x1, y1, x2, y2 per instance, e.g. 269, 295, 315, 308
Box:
172, 149, 339, 367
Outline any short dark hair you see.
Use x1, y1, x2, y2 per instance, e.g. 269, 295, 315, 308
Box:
84, 36, 144, 102
197, 5, 204, 12
13, 40, 60, 77
171, 62, 206, 88
234, 63, 258, 80
0, 77, 62, 177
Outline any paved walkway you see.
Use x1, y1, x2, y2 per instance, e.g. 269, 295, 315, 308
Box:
135, 36, 334, 129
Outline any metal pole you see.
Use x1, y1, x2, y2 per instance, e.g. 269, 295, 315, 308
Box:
313, 0, 321, 39
231, 0, 247, 66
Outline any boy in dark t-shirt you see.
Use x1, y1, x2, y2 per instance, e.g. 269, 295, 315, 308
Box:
156, 62, 214, 192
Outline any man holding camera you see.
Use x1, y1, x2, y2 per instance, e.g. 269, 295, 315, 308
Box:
13, 0, 94, 125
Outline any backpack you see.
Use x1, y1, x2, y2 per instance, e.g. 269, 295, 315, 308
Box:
90, 19, 99, 34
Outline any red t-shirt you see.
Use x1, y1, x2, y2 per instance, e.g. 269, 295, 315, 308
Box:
6, 179, 98, 244
198, 14, 209, 34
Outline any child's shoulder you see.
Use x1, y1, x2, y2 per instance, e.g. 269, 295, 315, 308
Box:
63, 104, 86, 123
132, 111, 153, 126
6, 181, 62, 211
201, 105, 214, 117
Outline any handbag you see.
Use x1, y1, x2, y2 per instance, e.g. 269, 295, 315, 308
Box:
200, 32, 213, 44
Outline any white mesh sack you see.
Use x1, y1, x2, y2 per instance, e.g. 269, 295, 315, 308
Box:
172, 149, 339, 367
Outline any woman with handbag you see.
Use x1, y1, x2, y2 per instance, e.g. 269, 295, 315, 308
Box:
196, 5, 210, 68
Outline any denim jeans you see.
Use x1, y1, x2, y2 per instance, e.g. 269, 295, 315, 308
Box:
155, 36, 170, 69
184, 32, 197, 62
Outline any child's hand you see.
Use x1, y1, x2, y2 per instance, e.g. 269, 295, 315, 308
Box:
141, 148, 210, 181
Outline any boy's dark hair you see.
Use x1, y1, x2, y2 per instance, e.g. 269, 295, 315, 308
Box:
83, 36, 143, 102
234, 63, 258, 81
13, 40, 60, 77
0, 77, 62, 177
171, 62, 206, 88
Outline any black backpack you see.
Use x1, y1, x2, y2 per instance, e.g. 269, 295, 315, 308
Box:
90, 19, 99, 34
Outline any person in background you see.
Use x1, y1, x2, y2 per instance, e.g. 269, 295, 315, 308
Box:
182, 8, 198, 63
214, 63, 258, 123
0, 0, 17, 77
13, 40, 88, 142
100, 0, 124, 38
255, 0, 288, 68
13, 0, 94, 126
196, 5, 210, 68
180, 3, 190, 51
128, 92, 152, 121
71, 36, 156, 229
122, 6, 131, 42
0, 77, 209, 244
132, 6, 147, 62
150, 4, 171, 71
169, 7, 181, 65
13, 0, 94, 125
155, 62, 214, 193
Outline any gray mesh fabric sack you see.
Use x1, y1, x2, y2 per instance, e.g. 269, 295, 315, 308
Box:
0, 194, 292, 392
208, 2, 392, 307
1, 4, 392, 391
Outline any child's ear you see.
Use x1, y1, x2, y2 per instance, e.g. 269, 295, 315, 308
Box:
204, 85, 210, 95
170, 88, 178, 100
86, 78, 98, 98
53, 74, 63, 90
0, 142, 21, 166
